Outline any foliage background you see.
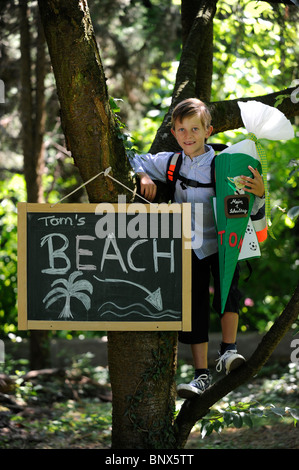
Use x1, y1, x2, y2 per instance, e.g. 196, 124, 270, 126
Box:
0, 0, 298, 343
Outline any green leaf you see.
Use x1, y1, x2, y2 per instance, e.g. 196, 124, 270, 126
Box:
232, 413, 243, 428
243, 414, 253, 428
287, 206, 299, 222
201, 422, 214, 439
213, 420, 223, 434
287, 408, 299, 420
109, 96, 123, 113
250, 407, 265, 418
223, 411, 233, 426
270, 406, 285, 417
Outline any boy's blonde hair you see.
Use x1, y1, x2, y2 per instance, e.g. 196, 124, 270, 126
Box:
171, 98, 212, 130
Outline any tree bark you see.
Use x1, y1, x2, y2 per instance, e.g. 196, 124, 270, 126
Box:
210, 88, 299, 135
181, 0, 214, 102
108, 331, 178, 448
150, 0, 218, 154
38, 0, 128, 204
20, 0, 46, 204
20, 0, 50, 369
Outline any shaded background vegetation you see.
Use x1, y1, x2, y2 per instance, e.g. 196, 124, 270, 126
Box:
0, 0, 298, 345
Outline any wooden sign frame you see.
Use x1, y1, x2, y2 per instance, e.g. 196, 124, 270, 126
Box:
18, 202, 191, 332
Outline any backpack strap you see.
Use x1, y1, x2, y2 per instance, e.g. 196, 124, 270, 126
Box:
165, 145, 227, 199
166, 152, 182, 200
167, 151, 214, 189
167, 152, 182, 182
177, 174, 214, 189
210, 154, 216, 192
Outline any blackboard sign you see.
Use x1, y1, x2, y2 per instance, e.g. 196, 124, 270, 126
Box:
18, 203, 191, 331
224, 194, 250, 218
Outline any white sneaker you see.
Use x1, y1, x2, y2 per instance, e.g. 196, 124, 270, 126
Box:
216, 349, 245, 375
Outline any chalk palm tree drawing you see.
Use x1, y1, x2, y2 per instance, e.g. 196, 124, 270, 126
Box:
43, 271, 93, 319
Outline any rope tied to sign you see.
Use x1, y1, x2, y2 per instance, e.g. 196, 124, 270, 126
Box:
51, 166, 153, 207
247, 132, 274, 239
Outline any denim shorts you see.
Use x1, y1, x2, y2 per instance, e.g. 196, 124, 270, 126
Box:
178, 251, 241, 345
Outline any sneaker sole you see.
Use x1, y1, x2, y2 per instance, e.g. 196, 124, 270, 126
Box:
177, 384, 205, 399
226, 356, 245, 373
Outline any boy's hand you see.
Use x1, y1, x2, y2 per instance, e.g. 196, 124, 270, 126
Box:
139, 173, 157, 202
241, 166, 265, 198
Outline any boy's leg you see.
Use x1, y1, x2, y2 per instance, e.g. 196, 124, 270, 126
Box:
217, 311, 245, 374
177, 254, 212, 398
191, 342, 208, 369
211, 255, 245, 374
177, 341, 211, 400
177, 342, 211, 399
221, 311, 238, 343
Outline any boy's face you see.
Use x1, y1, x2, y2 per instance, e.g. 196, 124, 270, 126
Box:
171, 114, 213, 159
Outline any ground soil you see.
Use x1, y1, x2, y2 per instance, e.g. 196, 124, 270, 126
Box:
186, 422, 299, 449
1, 361, 298, 450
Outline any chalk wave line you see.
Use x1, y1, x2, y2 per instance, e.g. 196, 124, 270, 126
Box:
97, 301, 180, 320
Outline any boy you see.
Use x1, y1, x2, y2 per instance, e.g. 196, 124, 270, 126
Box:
129, 98, 265, 399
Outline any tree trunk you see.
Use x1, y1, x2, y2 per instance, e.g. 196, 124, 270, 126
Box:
108, 331, 178, 449
20, 0, 50, 369
20, 0, 45, 204
38, 0, 179, 450
38, 0, 128, 204
150, 0, 218, 154
181, 0, 214, 102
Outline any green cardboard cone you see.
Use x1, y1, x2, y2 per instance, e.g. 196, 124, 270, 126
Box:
215, 150, 261, 313
214, 101, 294, 313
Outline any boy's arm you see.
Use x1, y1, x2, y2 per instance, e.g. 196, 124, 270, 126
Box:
138, 172, 157, 202
129, 152, 173, 202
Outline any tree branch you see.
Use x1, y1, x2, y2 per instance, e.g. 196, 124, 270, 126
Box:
174, 281, 299, 448
172, 0, 218, 102
210, 87, 299, 135
150, 0, 217, 153
181, 0, 215, 102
